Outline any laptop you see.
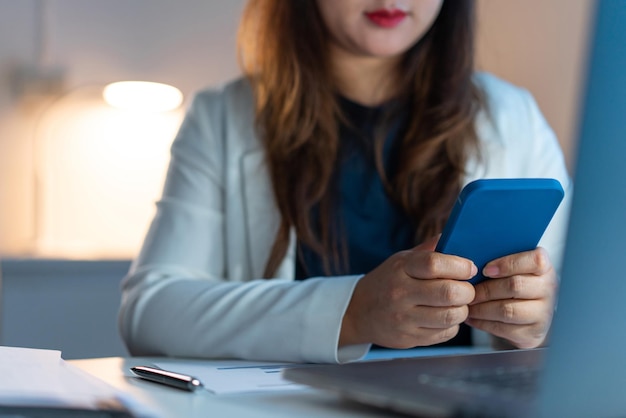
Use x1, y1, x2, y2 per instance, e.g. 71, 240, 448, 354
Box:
283, 1, 626, 416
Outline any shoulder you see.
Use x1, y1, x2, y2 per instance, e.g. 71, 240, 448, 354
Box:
166, 78, 257, 177
473, 72, 547, 146
473, 72, 529, 101
176, 77, 258, 154
473, 72, 536, 122
190, 77, 254, 119
467, 72, 569, 183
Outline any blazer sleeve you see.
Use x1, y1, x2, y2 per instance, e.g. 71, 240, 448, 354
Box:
117, 88, 369, 364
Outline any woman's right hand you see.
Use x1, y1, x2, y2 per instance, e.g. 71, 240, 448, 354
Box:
339, 236, 477, 348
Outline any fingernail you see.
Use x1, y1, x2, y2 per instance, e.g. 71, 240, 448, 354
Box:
470, 263, 478, 277
483, 265, 499, 277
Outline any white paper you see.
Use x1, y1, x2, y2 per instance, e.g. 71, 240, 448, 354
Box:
153, 347, 492, 395
0, 345, 157, 417
154, 360, 309, 395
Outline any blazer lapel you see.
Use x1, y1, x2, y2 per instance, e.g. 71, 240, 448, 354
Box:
240, 149, 282, 278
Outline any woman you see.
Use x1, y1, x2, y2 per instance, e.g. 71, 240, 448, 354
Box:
118, 0, 571, 363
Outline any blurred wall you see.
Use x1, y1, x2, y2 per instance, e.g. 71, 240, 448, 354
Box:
476, 0, 592, 169
0, 0, 592, 257
0, 0, 246, 256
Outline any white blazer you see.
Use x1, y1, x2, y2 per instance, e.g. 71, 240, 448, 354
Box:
118, 73, 572, 363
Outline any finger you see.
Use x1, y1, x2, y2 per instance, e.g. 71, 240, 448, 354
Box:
379, 325, 461, 349
468, 299, 548, 325
407, 279, 475, 307
413, 325, 462, 346
404, 250, 477, 281
409, 305, 469, 328
464, 318, 547, 349
483, 247, 552, 278
471, 274, 555, 304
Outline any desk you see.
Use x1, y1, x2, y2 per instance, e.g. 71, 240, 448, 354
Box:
70, 348, 488, 418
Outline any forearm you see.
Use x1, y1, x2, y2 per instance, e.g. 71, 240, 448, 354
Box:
119, 270, 369, 363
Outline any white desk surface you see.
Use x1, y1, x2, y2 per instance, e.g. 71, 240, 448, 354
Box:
70, 347, 488, 418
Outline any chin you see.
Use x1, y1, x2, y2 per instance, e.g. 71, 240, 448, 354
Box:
359, 39, 414, 58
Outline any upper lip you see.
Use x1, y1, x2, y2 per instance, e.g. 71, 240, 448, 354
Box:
364, 8, 408, 17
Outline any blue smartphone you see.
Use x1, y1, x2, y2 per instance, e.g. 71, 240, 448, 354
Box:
435, 178, 564, 285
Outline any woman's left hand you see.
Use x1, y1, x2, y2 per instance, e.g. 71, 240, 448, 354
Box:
465, 247, 558, 349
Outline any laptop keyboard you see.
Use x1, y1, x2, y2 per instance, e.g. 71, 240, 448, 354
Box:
418, 366, 540, 398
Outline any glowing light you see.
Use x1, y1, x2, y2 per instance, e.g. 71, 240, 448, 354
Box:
34, 86, 184, 259
103, 81, 183, 112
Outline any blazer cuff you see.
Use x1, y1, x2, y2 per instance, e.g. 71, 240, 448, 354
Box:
300, 274, 368, 363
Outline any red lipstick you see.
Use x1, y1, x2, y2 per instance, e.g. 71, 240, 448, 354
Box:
364, 9, 408, 28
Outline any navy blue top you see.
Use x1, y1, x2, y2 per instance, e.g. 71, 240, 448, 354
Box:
295, 96, 471, 347
296, 97, 414, 278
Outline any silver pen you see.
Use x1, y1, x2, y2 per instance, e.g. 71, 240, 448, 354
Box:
130, 365, 204, 392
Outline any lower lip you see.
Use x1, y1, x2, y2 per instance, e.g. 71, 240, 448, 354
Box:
365, 11, 407, 28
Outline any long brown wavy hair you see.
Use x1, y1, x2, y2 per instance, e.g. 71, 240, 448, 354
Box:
239, 0, 484, 278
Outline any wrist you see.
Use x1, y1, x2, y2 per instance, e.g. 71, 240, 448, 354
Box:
339, 301, 363, 347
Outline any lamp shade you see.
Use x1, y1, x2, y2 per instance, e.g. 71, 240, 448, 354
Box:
103, 81, 183, 112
